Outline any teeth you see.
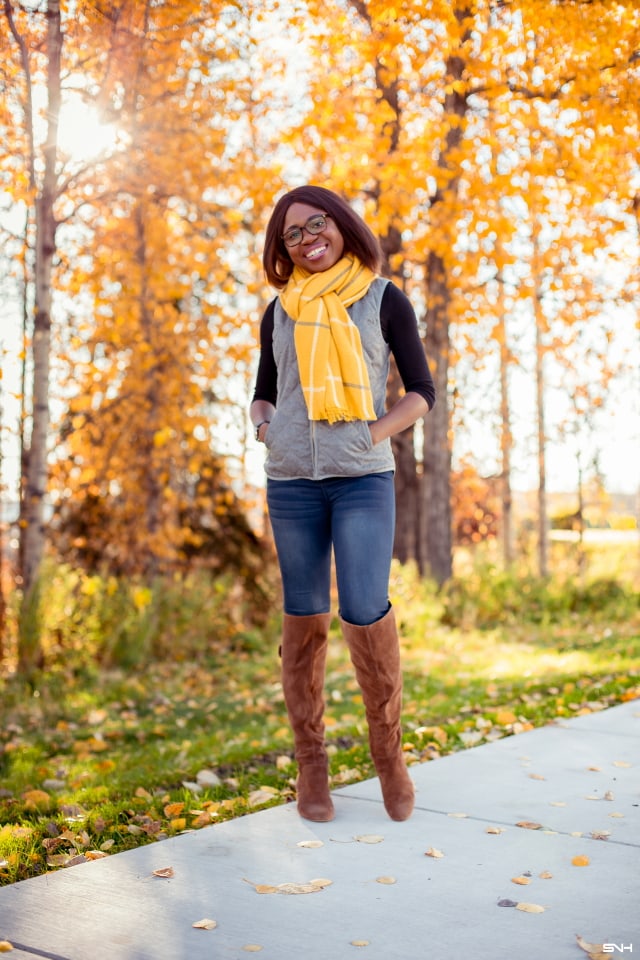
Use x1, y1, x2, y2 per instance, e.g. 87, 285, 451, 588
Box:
306, 245, 326, 260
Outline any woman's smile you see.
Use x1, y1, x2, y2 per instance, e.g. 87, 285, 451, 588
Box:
284, 202, 344, 272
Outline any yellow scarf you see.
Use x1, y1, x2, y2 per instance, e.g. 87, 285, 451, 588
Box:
280, 255, 377, 423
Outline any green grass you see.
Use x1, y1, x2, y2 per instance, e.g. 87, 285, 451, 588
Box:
1, 559, 638, 886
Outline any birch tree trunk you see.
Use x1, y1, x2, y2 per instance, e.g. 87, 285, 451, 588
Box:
18, 0, 62, 672
532, 222, 549, 578
497, 279, 514, 568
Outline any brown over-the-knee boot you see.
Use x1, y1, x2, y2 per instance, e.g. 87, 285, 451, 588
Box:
340, 606, 415, 821
280, 612, 335, 822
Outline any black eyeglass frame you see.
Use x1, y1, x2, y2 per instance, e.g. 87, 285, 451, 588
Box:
281, 213, 332, 248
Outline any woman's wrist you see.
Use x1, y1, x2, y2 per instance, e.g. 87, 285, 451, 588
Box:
255, 419, 270, 442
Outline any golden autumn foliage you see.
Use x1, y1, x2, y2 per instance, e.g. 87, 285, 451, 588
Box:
1, 0, 638, 655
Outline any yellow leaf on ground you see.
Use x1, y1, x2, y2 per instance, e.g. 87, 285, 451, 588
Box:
22, 790, 51, 810
297, 840, 324, 848
354, 834, 384, 844
496, 710, 517, 724
572, 855, 590, 867
516, 902, 545, 913
0, 941, 14, 952
516, 821, 542, 830
376, 876, 396, 884
248, 787, 280, 807
425, 847, 444, 858
242, 946, 264, 953
351, 941, 370, 947
152, 866, 175, 878
511, 876, 531, 885
539, 871, 553, 879
486, 826, 504, 835
192, 919, 217, 930
244, 877, 331, 895
164, 802, 184, 817
576, 934, 610, 959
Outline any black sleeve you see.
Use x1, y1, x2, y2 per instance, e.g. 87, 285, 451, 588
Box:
380, 283, 436, 410
251, 299, 278, 405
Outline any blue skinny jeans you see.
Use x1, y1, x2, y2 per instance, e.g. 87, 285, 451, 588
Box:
266, 472, 395, 626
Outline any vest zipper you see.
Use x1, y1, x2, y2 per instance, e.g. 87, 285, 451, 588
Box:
310, 421, 318, 478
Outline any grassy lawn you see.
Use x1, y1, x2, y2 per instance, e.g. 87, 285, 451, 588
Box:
1, 559, 639, 886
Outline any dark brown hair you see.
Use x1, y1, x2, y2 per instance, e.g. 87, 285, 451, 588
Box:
263, 185, 383, 288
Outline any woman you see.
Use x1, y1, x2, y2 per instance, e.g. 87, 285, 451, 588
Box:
251, 185, 435, 823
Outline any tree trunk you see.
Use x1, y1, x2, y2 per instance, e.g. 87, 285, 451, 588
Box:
421, 249, 452, 584
497, 280, 514, 567
419, 2, 471, 585
18, 0, 62, 673
532, 225, 549, 579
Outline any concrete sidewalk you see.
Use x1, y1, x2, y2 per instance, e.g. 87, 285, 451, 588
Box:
1, 699, 638, 960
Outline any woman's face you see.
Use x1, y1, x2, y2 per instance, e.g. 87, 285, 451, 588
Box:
282, 202, 345, 273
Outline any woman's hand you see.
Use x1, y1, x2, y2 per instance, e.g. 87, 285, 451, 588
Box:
369, 392, 429, 445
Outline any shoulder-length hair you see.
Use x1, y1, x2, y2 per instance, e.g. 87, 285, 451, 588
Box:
263, 185, 383, 288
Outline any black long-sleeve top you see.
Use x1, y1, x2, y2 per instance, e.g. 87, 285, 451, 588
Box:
252, 282, 436, 410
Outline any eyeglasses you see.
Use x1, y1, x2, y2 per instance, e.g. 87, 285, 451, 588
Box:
281, 213, 331, 248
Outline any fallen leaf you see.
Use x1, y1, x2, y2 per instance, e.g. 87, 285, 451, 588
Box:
587, 766, 602, 772
297, 840, 324, 848
486, 826, 504, 835
163, 802, 184, 818
576, 934, 609, 959
549, 801, 566, 807
244, 877, 331, 895
516, 902, 545, 913
354, 834, 384, 844
242, 946, 263, 953
192, 919, 217, 930
539, 871, 553, 879
572, 855, 590, 867
609, 812, 624, 818
511, 876, 532, 885
248, 787, 280, 807
0, 941, 13, 952
351, 941, 370, 947
447, 812, 468, 819
529, 773, 546, 781
66, 854, 87, 867
276, 880, 331, 895
425, 847, 444, 858
22, 789, 51, 810
613, 761, 631, 768
496, 709, 518, 724
604, 791, 615, 801
153, 866, 175, 878
590, 831, 610, 841
516, 821, 542, 830
84, 850, 108, 861
376, 876, 396, 884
